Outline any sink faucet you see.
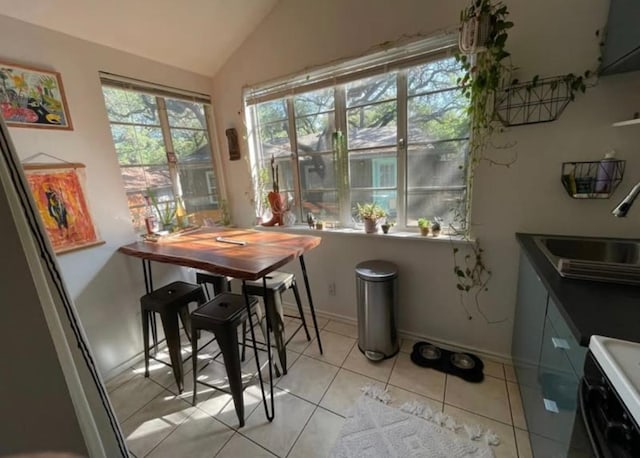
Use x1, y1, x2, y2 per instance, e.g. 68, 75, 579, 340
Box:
612, 182, 640, 217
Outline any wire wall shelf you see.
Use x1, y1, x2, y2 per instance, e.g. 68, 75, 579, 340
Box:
561, 160, 625, 199
496, 76, 573, 127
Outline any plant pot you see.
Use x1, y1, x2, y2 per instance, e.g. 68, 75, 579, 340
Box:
315, 222, 325, 230
381, 224, 390, 234
431, 228, 441, 237
363, 218, 378, 234
420, 227, 429, 236
459, 13, 491, 54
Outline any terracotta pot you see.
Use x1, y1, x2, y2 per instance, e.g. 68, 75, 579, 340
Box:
363, 218, 378, 234
420, 226, 429, 236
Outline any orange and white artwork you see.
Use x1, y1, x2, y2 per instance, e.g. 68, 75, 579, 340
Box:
24, 164, 103, 254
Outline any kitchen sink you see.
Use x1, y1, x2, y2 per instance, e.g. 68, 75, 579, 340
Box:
534, 235, 640, 285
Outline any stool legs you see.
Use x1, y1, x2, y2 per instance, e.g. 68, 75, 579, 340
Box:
142, 309, 151, 377
191, 326, 199, 406
214, 325, 245, 427
269, 292, 287, 375
159, 309, 184, 393
291, 280, 311, 341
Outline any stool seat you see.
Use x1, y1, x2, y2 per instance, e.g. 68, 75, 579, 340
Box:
191, 294, 249, 326
140, 281, 206, 394
141, 281, 205, 311
243, 271, 294, 294
191, 293, 260, 427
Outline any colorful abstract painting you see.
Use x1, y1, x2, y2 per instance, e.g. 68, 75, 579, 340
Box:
24, 164, 102, 254
0, 61, 73, 129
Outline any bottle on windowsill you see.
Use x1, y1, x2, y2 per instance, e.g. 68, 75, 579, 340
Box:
175, 196, 187, 228
143, 195, 157, 235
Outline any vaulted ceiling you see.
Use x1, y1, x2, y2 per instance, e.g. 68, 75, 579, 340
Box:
0, 0, 279, 76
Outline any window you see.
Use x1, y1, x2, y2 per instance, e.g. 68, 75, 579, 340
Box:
245, 37, 469, 231
101, 81, 220, 231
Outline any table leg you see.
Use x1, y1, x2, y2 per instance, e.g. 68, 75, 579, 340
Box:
299, 255, 323, 354
244, 279, 274, 422
142, 259, 158, 352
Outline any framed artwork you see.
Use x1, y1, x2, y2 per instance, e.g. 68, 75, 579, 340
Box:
0, 61, 73, 130
24, 163, 103, 254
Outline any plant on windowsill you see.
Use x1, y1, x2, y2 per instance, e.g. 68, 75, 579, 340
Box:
381, 220, 395, 234
356, 202, 386, 234
417, 218, 431, 236
149, 194, 176, 232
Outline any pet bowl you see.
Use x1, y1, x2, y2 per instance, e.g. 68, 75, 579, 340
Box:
419, 344, 441, 360
450, 353, 476, 370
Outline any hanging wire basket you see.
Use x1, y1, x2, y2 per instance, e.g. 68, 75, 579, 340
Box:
496, 76, 573, 126
561, 160, 625, 199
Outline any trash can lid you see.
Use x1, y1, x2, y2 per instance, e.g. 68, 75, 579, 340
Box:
355, 260, 398, 280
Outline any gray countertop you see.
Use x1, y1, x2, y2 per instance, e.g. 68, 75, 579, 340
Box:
516, 233, 640, 346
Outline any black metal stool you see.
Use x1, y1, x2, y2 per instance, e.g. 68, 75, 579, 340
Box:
191, 292, 260, 427
195, 272, 232, 299
243, 271, 322, 375
140, 281, 206, 393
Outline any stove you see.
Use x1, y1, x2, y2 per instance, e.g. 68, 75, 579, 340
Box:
581, 336, 640, 457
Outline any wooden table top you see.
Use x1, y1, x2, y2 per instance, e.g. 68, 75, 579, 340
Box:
118, 227, 321, 281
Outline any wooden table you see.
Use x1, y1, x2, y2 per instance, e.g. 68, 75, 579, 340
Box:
118, 227, 322, 423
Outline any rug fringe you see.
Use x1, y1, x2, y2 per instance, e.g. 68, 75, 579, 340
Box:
361, 383, 391, 404
362, 385, 500, 448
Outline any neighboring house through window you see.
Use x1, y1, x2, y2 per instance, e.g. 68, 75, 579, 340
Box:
100, 75, 220, 231
244, 35, 469, 231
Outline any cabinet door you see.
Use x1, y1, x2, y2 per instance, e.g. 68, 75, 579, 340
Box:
512, 253, 548, 388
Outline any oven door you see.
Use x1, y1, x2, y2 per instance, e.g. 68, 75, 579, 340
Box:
579, 352, 640, 458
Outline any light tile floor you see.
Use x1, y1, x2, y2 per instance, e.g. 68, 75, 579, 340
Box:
107, 319, 531, 457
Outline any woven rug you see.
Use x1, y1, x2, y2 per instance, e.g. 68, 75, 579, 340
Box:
330, 392, 496, 458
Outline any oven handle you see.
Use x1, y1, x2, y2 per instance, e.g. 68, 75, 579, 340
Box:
579, 377, 603, 458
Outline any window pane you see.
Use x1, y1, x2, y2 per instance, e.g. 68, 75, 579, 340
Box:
407, 142, 467, 188
260, 120, 291, 158
180, 164, 218, 212
166, 98, 206, 129
408, 89, 469, 142
299, 152, 336, 190
350, 189, 397, 221
407, 190, 465, 228
294, 89, 334, 116
102, 87, 159, 125
171, 128, 210, 162
121, 165, 171, 193
296, 112, 334, 153
346, 73, 397, 107
347, 101, 397, 148
349, 148, 397, 188
111, 125, 166, 165
260, 158, 295, 192
257, 99, 288, 123
302, 190, 339, 221
408, 57, 465, 95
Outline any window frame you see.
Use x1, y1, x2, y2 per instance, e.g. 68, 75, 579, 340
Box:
101, 81, 223, 232
245, 36, 469, 233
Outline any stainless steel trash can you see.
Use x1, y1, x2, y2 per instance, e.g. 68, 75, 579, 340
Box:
356, 260, 399, 361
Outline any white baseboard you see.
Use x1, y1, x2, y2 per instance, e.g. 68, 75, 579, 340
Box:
282, 303, 513, 365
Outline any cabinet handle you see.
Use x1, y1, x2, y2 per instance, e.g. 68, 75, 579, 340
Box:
543, 398, 559, 413
552, 337, 570, 350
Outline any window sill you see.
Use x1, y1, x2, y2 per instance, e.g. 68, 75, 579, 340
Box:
255, 224, 474, 245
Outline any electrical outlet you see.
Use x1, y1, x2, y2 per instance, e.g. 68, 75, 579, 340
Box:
328, 282, 336, 296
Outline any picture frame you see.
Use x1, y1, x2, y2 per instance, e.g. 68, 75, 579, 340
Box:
23, 163, 104, 254
0, 61, 73, 130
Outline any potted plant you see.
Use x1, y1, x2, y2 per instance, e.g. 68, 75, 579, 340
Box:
381, 220, 395, 234
418, 218, 430, 236
148, 190, 176, 232
431, 218, 442, 237
357, 202, 386, 234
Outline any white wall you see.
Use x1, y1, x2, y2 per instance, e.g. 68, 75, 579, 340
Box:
212, 0, 640, 358
0, 14, 214, 375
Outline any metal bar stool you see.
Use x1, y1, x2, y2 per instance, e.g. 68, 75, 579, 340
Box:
190, 292, 262, 427
140, 281, 206, 393
195, 272, 231, 300
243, 271, 322, 375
